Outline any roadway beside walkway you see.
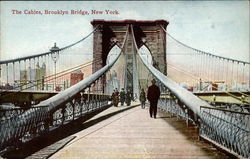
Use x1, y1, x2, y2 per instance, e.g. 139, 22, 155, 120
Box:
49, 102, 229, 159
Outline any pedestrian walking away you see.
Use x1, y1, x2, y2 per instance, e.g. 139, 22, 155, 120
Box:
120, 88, 126, 106
112, 90, 119, 107
147, 79, 160, 118
139, 88, 146, 109
125, 88, 132, 106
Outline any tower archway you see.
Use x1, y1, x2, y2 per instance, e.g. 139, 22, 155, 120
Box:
91, 20, 168, 93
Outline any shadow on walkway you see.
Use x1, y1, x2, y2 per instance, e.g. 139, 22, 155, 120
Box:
157, 109, 235, 159
3, 105, 139, 159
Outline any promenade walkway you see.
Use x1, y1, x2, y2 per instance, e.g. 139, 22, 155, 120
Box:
48, 102, 229, 159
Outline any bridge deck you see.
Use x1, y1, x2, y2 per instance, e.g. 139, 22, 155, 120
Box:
49, 103, 229, 159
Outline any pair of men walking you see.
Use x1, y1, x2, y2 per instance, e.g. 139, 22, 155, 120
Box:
120, 88, 132, 106
140, 79, 160, 119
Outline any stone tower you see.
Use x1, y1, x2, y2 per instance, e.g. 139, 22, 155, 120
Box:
91, 19, 168, 93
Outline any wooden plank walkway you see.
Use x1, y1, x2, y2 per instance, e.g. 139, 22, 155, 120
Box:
49, 102, 229, 159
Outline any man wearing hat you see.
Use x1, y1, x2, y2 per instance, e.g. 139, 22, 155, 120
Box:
120, 88, 126, 106
147, 79, 160, 118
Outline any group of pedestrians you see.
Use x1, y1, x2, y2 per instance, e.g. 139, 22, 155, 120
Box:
111, 88, 120, 107
120, 88, 133, 106
112, 79, 160, 119
111, 88, 133, 107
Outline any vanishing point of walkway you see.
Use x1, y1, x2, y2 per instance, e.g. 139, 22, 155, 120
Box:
46, 102, 229, 159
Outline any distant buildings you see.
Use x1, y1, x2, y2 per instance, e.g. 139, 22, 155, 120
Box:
20, 62, 46, 90
70, 70, 84, 86
192, 80, 250, 92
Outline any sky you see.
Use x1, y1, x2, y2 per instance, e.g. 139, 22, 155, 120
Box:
0, 1, 249, 62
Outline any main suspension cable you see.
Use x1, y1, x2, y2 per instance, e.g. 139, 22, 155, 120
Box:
0, 25, 100, 65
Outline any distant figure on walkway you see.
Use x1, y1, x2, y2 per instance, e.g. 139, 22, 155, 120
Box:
139, 88, 146, 109
112, 90, 119, 107
125, 88, 132, 106
128, 87, 134, 102
120, 88, 126, 106
115, 88, 119, 96
147, 79, 160, 118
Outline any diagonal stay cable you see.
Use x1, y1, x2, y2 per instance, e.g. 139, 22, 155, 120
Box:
159, 25, 249, 99
37, 24, 130, 111
159, 25, 250, 65
0, 58, 103, 101
167, 63, 250, 104
60, 25, 99, 51
131, 24, 211, 117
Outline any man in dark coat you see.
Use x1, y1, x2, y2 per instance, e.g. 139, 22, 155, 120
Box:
125, 88, 132, 106
147, 79, 160, 118
112, 90, 119, 107
120, 88, 126, 106
139, 88, 146, 109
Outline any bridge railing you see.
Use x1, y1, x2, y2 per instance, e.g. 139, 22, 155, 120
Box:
51, 93, 110, 127
200, 106, 250, 158
0, 105, 50, 153
158, 93, 195, 124
158, 94, 250, 158
0, 64, 115, 154
0, 63, 115, 153
0, 93, 109, 154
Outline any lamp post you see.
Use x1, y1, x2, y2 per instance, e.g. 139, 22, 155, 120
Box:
50, 43, 60, 91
